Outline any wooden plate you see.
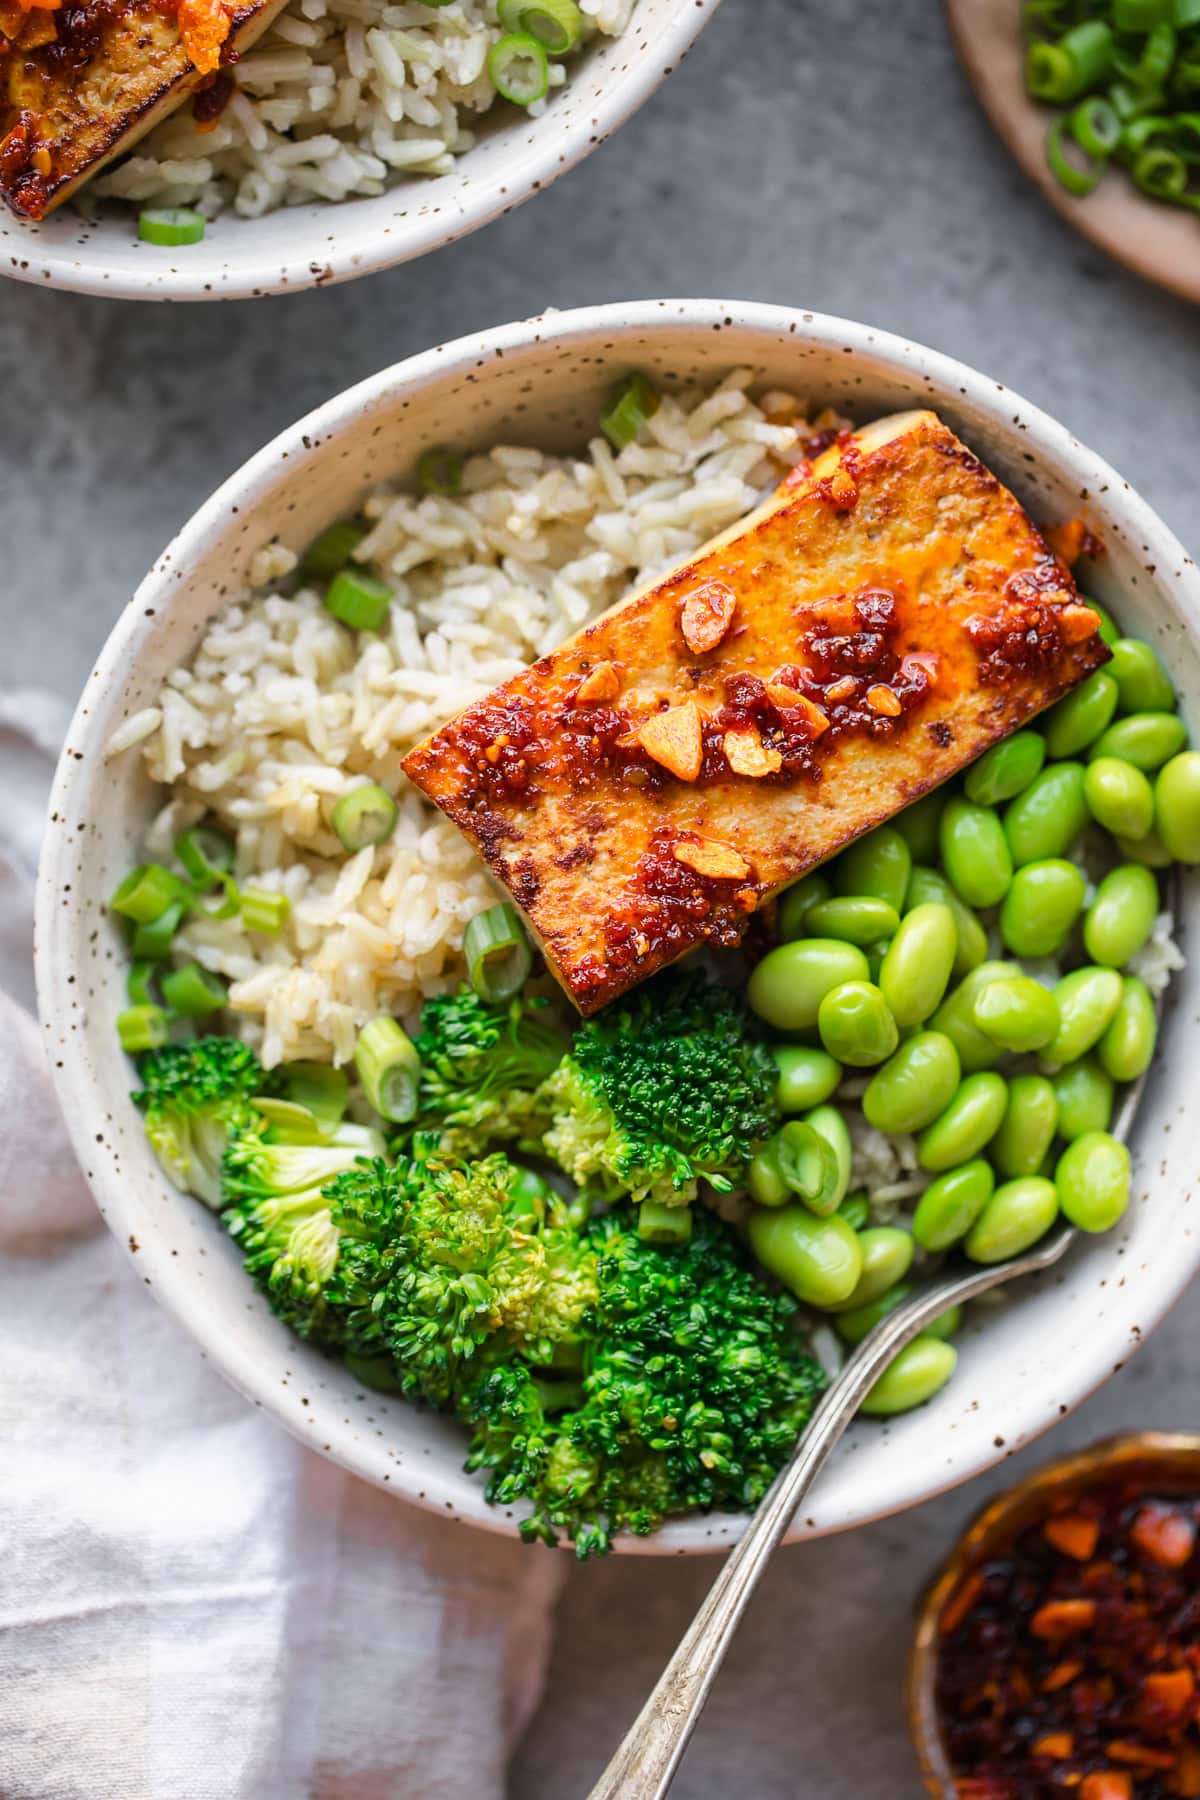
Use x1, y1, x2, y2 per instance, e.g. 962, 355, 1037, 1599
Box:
946, 0, 1200, 304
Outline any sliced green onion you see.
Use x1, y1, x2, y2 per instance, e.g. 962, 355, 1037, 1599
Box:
190, 872, 241, 920
1109, 77, 1158, 119
118, 1004, 169, 1051
324, 568, 393, 632
331, 784, 398, 852
1046, 113, 1109, 193
161, 962, 228, 1017
354, 1017, 421, 1123
175, 825, 234, 887
417, 446, 464, 495
279, 1062, 348, 1131
131, 899, 187, 960
111, 862, 189, 924
637, 1199, 693, 1245
600, 373, 661, 451
488, 31, 549, 103
253, 1096, 329, 1144
1119, 111, 1175, 152
1070, 94, 1121, 155
1114, 0, 1168, 26
1135, 20, 1177, 89
497, 0, 526, 24
1026, 20, 1114, 100
241, 886, 290, 934
139, 207, 206, 247
464, 902, 534, 1001
302, 520, 364, 580
1134, 142, 1189, 194
519, 0, 584, 52
127, 962, 158, 1006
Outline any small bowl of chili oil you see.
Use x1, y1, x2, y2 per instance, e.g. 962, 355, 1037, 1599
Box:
910, 1433, 1200, 1799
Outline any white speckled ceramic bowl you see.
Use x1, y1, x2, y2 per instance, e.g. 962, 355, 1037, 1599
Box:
1, 1, 717, 302
36, 299, 1200, 1552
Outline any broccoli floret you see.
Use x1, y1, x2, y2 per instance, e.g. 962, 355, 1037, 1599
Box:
411, 988, 566, 1158
221, 1128, 374, 1343
540, 971, 779, 1208
322, 1144, 598, 1407
133, 1036, 268, 1207
464, 1206, 826, 1558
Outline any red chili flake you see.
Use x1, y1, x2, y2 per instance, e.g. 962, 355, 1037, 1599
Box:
935, 1477, 1200, 1798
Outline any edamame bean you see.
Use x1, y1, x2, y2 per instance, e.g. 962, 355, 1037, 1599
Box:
917, 1074, 1008, 1173
838, 1191, 870, 1232
1051, 1058, 1114, 1140
772, 1045, 842, 1113
1044, 966, 1123, 1066
805, 895, 900, 945
805, 1105, 852, 1214
834, 1283, 963, 1345
747, 1205, 864, 1308
1114, 826, 1173, 869
964, 731, 1046, 806
748, 1141, 789, 1208
829, 1227, 914, 1312
1055, 1131, 1131, 1233
972, 976, 1060, 1053
778, 873, 833, 942
905, 868, 988, 978
1156, 752, 1200, 863
1004, 763, 1089, 866
859, 1337, 958, 1416
1084, 599, 1119, 648
924, 1305, 964, 1342
1083, 864, 1159, 968
931, 962, 1021, 1072
817, 981, 899, 1067
864, 941, 888, 985
991, 1074, 1058, 1179
1043, 670, 1119, 759
774, 1119, 842, 1215
964, 1177, 1059, 1263
895, 790, 947, 864
862, 1031, 961, 1134
748, 939, 870, 1031
1085, 757, 1155, 840
1089, 711, 1187, 771
998, 859, 1086, 958
879, 902, 957, 1028
940, 797, 1013, 908
912, 1159, 994, 1250
1097, 975, 1157, 1083
834, 827, 911, 914
1109, 638, 1175, 715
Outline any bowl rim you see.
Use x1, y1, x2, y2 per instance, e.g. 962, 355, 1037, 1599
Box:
0, 0, 721, 303
35, 296, 1200, 1553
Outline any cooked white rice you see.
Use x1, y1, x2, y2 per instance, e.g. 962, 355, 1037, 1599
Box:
111, 371, 819, 1067
88, 0, 633, 218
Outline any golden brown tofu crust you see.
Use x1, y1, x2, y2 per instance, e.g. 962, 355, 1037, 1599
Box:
0, 0, 285, 218
403, 410, 1110, 1015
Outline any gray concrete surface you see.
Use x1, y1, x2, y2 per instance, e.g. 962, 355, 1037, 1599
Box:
4, 0, 1199, 1793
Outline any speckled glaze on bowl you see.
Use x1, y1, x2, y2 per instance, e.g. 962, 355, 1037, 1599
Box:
35, 299, 1200, 1553
0, 0, 718, 302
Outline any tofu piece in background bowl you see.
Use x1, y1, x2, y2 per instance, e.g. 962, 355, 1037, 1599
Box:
35, 300, 1200, 1552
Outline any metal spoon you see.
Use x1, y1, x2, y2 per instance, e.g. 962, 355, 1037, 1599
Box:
587, 1014, 1155, 1800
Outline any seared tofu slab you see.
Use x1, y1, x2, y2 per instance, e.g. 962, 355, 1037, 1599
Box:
403, 410, 1108, 1014
0, 0, 286, 218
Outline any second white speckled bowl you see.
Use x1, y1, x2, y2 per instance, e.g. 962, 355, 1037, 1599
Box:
0, 0, 718, 302
35, 299, 1200, 1552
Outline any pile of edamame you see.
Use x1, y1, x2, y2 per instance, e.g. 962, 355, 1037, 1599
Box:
742, 607, 1196, 1420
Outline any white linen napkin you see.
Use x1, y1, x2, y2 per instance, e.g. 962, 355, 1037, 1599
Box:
0, 697, 564, 1800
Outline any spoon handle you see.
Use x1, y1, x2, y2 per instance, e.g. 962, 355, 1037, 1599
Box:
584, 1276, 968, 1800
